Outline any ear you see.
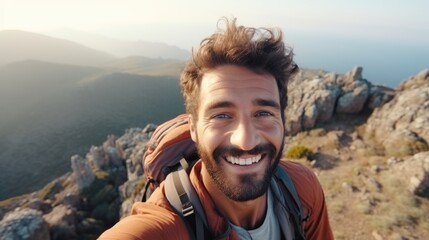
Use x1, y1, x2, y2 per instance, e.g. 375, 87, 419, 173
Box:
189, 114, 197, 142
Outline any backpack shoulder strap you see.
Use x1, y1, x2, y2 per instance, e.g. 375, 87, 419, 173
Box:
274, 166, 307, 240
164, 159, 208, 239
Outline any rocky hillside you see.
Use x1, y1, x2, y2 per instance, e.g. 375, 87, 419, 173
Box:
0, 67, 428, 240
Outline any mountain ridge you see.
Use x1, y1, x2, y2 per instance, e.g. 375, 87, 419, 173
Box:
45, 28, 191, 60
0, 30, 114, 67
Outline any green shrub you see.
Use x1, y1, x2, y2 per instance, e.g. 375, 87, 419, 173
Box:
285, 145, 314, 159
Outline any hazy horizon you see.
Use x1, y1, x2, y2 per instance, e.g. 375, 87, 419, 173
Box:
1, 0, 428, 86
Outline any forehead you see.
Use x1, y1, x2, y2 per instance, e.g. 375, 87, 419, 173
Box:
199, 65, 279, 99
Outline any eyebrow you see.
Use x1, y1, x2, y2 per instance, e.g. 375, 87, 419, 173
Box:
205, 98, 280, 111
206, 101, 235, 111
254, 98, 280, 109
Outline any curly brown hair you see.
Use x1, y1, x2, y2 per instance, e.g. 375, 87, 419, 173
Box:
180, 17, 298, 121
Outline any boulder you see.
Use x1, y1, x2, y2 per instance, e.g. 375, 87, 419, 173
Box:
0, 208, 50, 240
43, 205, 77, 227
336, 80, 369, 113
286, 66, 392, 135
43, 205, 77, 240
87, 146, 107, 170
71, 154, 95, 192
286, 74, 340, 134
391, 151, 429, 198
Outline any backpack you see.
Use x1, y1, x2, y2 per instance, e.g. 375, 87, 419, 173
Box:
141, 114, 307, 240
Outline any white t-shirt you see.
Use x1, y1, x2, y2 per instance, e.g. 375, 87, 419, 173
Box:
230, 189, 281, 240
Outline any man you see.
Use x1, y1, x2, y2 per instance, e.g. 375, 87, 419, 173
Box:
99, 17, 333, 240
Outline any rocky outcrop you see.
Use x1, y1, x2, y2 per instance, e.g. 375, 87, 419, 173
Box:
71, 154, 95, 192
0, 134, 130, 239
286, 66, 394, 135
397, 69, 429, 91
363, 69, 429, 156
0, 208, 50, 240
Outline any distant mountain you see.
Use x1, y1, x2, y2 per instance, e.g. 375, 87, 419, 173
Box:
0, 60, 184, 200
104, 56, 186, 76
0, 30, 114, 67
47, 28, 191, 60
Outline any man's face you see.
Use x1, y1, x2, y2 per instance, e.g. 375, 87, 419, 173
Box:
190, 65, 285, 202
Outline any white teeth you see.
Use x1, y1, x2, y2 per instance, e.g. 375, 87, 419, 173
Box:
226, 155, 262, 166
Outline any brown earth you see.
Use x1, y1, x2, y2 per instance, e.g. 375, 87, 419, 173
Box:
285, 114, 429, 240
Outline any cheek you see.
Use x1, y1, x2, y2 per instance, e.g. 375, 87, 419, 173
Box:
197, 126, 225, 152
260, 123, 284, 148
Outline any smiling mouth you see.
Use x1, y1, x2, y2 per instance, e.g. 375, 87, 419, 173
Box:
225, 154, 262, 166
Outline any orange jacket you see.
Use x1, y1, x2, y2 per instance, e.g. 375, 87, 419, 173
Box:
99, 160, 333, 240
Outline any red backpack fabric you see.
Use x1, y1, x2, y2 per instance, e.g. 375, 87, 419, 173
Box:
142, 114, 199, 199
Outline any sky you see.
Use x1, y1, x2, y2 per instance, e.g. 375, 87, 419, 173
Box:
1, 0, 428, 87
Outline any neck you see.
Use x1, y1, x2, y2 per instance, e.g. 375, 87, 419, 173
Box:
201, 165, 267, 229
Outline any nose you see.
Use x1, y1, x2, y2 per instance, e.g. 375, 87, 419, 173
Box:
230, 118, 259, 151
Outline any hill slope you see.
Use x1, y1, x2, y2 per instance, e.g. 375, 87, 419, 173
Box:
46, 28, 191, 60
0, 60, 184, 200
0, 30, 114, 66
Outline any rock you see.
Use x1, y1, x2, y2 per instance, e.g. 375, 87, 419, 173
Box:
286, 67, 392, 135
143, 123, 157, 134
71, 154, 95, 192
342, 182, 359, 193
87, 146, 107, 170
336, 80, 369, 113
406, 152, 429, 197
126, 158, 143, 181
398, 69, 429, 91
27, 199, 52, 214
372, 230, 384, 240
0, 208, 50, 240
43, 205, 77, 240
43, 205, 77, 227
364, 70, 429, 155
349, 66, 363, 82
120, 198, 134, 218
367, 85, 394, 110
371, 165, 381, 173
286, 74, 341, 134
62, 193, 81, 208
386, 157, 403, 166
106, 146, 122, 167
390, 151, 429, 198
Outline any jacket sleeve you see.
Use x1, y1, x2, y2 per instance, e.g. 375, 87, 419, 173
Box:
98, 202, 190, 240
280, 161, 334, 240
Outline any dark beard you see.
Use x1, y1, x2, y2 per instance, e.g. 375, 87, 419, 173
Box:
197, 142, 284, 202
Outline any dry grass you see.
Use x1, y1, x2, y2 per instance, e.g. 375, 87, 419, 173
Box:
287, 122, 429, 239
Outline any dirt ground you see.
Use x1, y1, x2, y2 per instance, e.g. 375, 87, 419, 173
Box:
285, 115, 429, 239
